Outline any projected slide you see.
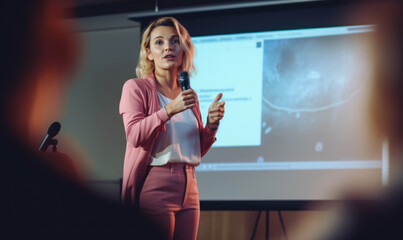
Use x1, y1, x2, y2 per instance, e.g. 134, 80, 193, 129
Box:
191, 39, 263, 147
191, 25, 383, 172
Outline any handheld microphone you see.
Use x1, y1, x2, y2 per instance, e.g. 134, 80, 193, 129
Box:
178, 71, 190, 91
39, 122, 61, 152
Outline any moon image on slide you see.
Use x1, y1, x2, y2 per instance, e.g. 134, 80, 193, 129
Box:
263, 35, 369, 113
260, 33, 378, 162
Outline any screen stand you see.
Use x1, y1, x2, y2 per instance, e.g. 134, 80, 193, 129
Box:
250, 210, 269, 240
250, 210, 288, 240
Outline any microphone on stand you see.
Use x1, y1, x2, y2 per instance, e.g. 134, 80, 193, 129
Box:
178, 71, 190, 91
39, 122, 61, 152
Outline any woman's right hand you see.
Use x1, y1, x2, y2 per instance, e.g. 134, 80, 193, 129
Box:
164, 89, 197, 118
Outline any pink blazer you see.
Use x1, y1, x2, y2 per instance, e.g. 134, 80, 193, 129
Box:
119, 74, 217, 206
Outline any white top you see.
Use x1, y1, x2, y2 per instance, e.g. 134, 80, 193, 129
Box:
150, 91, 201, 166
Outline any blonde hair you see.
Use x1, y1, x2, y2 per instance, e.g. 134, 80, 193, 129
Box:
136, 17, 196, 78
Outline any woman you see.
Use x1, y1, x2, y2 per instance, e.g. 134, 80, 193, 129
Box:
119, 17, 225, 240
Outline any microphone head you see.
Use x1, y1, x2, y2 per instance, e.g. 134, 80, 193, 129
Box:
178, 71, 190, 91
47, 122, 61, 138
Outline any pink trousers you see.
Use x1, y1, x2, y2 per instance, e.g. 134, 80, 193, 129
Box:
139, 163, 200, 240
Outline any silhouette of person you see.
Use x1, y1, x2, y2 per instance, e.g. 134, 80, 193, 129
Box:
0, 0, 161, 239
290, 1, 403, 240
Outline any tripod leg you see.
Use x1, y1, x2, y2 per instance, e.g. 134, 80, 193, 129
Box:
250, 210, 262, 240
266, 210, 270, 240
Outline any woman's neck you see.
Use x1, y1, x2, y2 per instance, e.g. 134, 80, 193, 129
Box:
154, 69, 181, 99
154, 68, 179, 90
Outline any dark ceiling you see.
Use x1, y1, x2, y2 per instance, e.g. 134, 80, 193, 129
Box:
74, 0, 325, 18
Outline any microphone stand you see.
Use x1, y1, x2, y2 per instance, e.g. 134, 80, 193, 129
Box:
49, 139, 58, 152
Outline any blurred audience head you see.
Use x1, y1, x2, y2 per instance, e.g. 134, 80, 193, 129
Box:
367, 0, 403, 145
1, 0, 79, 146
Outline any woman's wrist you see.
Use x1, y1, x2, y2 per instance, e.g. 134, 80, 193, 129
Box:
164, 105, 172, 119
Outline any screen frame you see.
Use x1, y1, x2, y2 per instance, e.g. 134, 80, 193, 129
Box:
129, 0, 381, 210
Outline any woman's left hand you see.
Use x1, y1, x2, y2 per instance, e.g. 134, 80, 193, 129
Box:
207, 93, 225, 131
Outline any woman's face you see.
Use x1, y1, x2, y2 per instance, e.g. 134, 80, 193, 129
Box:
147, 26, 184, 73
